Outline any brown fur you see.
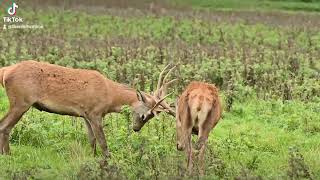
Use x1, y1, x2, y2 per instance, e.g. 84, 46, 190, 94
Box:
0, 60, 164, 157
176, 81, 222, 176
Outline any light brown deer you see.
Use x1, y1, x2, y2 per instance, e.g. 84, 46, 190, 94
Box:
176, 81, 222, 176
0, 60, 176, 157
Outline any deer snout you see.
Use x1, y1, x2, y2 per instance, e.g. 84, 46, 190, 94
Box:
132, 121, 142, 132
133, 127, 141, 132
176, 143, 184, 151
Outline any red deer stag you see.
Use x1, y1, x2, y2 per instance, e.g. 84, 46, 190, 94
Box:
176, 81, 222, 175
0, 60, 176, 157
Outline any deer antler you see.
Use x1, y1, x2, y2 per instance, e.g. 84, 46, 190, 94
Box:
150, 92, 172, 112
151, 64, 177, 117
154, 64, 177, 98
157, 79, 177, 98
156, 64, 171, 91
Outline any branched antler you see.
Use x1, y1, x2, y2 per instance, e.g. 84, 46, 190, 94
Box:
154, 64, 177, 97
155, 64, 171, 95
151, 64, 177, 117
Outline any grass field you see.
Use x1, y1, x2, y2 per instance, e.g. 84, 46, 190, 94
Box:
0, 0, 319, 179
172, 0, 320, 12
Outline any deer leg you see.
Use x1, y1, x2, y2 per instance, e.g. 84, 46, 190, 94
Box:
196, 125, 211, 176
0, 113, 9, 154
84, 119, 97, 156
0, 133, 9, 155
181, 127, 193, 176
198, 141, 207, 176
3, 135, 10, 154
88, 115, 110, 159
0, 105, 30, 154
185, 134, 193, 176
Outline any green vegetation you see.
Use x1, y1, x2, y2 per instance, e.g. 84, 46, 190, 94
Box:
0, 92, 319, 179
172, 0, 320, 12
0, 1, 319, 179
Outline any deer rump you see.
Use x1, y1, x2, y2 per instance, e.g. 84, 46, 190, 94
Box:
177, 82, 220, 135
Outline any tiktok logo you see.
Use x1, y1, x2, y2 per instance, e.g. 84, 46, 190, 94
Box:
7, 2, 18, 16
2, 1, 42, 30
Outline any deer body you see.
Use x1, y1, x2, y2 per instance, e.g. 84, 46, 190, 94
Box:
0, 60, 175, 157
176, 81, 222, 175
0, 61, 137, 116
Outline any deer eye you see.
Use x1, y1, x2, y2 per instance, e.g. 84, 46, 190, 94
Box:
141, 114, 145, 120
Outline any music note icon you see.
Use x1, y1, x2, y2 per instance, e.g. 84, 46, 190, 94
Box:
7, 2, 19, 16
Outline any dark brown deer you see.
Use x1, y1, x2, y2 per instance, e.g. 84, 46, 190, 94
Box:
0, 60, 175, 157
176, 81, 222, 176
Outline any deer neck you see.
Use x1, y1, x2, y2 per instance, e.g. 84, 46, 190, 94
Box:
110, 82, 139, 112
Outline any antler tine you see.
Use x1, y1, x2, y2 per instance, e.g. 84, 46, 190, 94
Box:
157, 78, 177, 97
162, 65, 176, 86
156, 65, 176, 98
150, 92, 173, 112
156, 64, 172, 94
159, 101, 176, 117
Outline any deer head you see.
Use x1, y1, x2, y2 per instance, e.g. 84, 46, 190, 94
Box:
132, 64, 176, 131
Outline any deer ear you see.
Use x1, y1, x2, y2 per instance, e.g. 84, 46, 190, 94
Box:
136, 90, 147, 103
